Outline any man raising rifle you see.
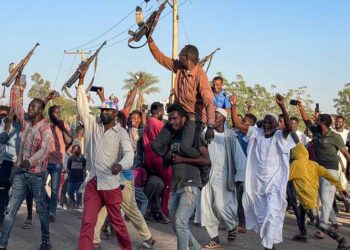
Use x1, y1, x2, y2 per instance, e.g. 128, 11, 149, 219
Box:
146, 28, 215, 161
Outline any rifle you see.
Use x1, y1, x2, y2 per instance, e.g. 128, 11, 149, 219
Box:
62, 41, 107, 98
2, 43, 40, 87
198, 48, 220, 73
128, 1, 167, 49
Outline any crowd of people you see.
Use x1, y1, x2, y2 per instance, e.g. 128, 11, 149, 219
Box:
0, 33, 349, 250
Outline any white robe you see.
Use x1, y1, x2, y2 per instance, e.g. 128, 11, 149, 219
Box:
200, 130, 246, 233
243, 127, 295, 249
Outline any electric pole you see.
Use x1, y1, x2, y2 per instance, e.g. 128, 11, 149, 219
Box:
171, 0, 178, 101
64, 50, 91, 61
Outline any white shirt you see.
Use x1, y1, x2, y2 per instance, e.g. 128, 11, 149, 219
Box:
77, 85, 134, 190
295, 130, 311, 145
333, 128, 349, 170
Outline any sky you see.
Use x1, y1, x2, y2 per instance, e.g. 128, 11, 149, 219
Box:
1, 0, 350, 114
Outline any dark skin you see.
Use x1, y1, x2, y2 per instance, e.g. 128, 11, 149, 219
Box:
335, 117, 345, 132
130, 113, 141, 129
214, 111, 225, 133
19, 99, 46, 170
165, 110, 211, 166
297, 101, 350, 167
49, 106, 73, 147
230, 93, 292, 138
78, 68, 122, 176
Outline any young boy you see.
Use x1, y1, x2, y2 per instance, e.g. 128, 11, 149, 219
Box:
67, 141, 86, 208
289, 143, 349, 249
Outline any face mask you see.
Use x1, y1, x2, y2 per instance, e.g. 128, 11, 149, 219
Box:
100, 113, 114, 124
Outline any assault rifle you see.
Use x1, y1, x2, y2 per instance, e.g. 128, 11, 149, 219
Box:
198, 48, 220, 73
128, 1, 166, 49
2, 43, 40, 87
62, 41, 106, 98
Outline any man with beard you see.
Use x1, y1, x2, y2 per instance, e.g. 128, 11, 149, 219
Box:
152, 103, 210, 250
0, 83, 53, 249
93, 110, 155, 250
231, 94, 296, 250
147, 32, 215, 161
77, 69, 134, 250
297, 103, 350, 239
200, 108, 247, 248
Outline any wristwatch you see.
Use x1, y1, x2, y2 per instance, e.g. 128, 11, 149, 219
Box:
207, 124, 215, 129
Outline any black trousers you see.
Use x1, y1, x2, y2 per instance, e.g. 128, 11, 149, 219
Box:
144, 175, 164, 214
0, 161, 13, 224
235, 181, 245, 226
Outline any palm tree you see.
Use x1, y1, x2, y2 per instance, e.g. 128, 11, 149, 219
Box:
122, 71, 160, 110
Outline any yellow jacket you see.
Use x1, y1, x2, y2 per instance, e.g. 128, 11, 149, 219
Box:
289, 143, 344, 210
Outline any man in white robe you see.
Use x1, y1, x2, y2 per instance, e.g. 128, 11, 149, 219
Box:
200, 108, 247, 249
230, 94, 296, 250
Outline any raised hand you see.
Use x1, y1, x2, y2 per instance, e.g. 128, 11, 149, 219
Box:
276, 93, 285, 106
229, 94, 237, 106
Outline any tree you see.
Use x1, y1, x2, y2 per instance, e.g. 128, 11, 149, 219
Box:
334, 82, 350, 125
27, 72, 77, 123
219, 73, 314, 128
122, 71, 160, 110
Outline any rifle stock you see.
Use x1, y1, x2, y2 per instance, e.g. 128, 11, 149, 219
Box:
2, 43, 40, 87
63, 41, 107, 89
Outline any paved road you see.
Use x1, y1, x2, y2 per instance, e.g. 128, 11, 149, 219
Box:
7, 206, 350, 250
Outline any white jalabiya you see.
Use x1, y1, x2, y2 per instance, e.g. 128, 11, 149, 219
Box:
200, 130, 246, 237
243, 126, 295, 249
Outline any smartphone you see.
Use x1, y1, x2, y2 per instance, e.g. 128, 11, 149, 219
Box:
315, 103, 320, 113
90, 86, 103, 92
290, 99, 299, 105
142, 104, 148, 110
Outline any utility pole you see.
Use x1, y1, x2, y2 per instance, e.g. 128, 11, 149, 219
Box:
64, 50, 91, 61
171, 0, 178, 102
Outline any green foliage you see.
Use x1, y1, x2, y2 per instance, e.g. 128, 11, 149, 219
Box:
122, 71, 160, 110
28, 72, 77, 123
334, 82, 350, 125
219, 73, 313, 128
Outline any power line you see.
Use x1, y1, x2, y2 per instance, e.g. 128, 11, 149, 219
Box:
53, 53, 65, 88
66, 0, 145, 51
76, 5, 157, 51
65, 54, 77, 82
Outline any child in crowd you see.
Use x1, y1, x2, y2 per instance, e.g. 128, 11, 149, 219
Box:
67, 141, 86, 209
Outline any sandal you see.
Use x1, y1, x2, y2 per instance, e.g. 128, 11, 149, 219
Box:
139, 239, 155, 249
22, 220, 32, 229
292, 234, 308, 242
227, 227, 237, 241
237, 224, 247, 233
204, 240, 221, 249
313, 230, 325, 239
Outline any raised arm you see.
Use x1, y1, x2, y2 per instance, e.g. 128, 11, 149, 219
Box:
76, 69, 95, 130
147, 37, 176, 73
229, 95, 249, 134
276, 94, 292, 138
123, 79, 143, 114
297, 101, 312, 129
10, 69, 25, 129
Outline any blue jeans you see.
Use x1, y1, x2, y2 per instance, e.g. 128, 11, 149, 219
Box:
135, 187, 148, 216
67, 181, 82, 207
168, 186, 200, 250
0, 170, 49, 247
45, 163, 62, 217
